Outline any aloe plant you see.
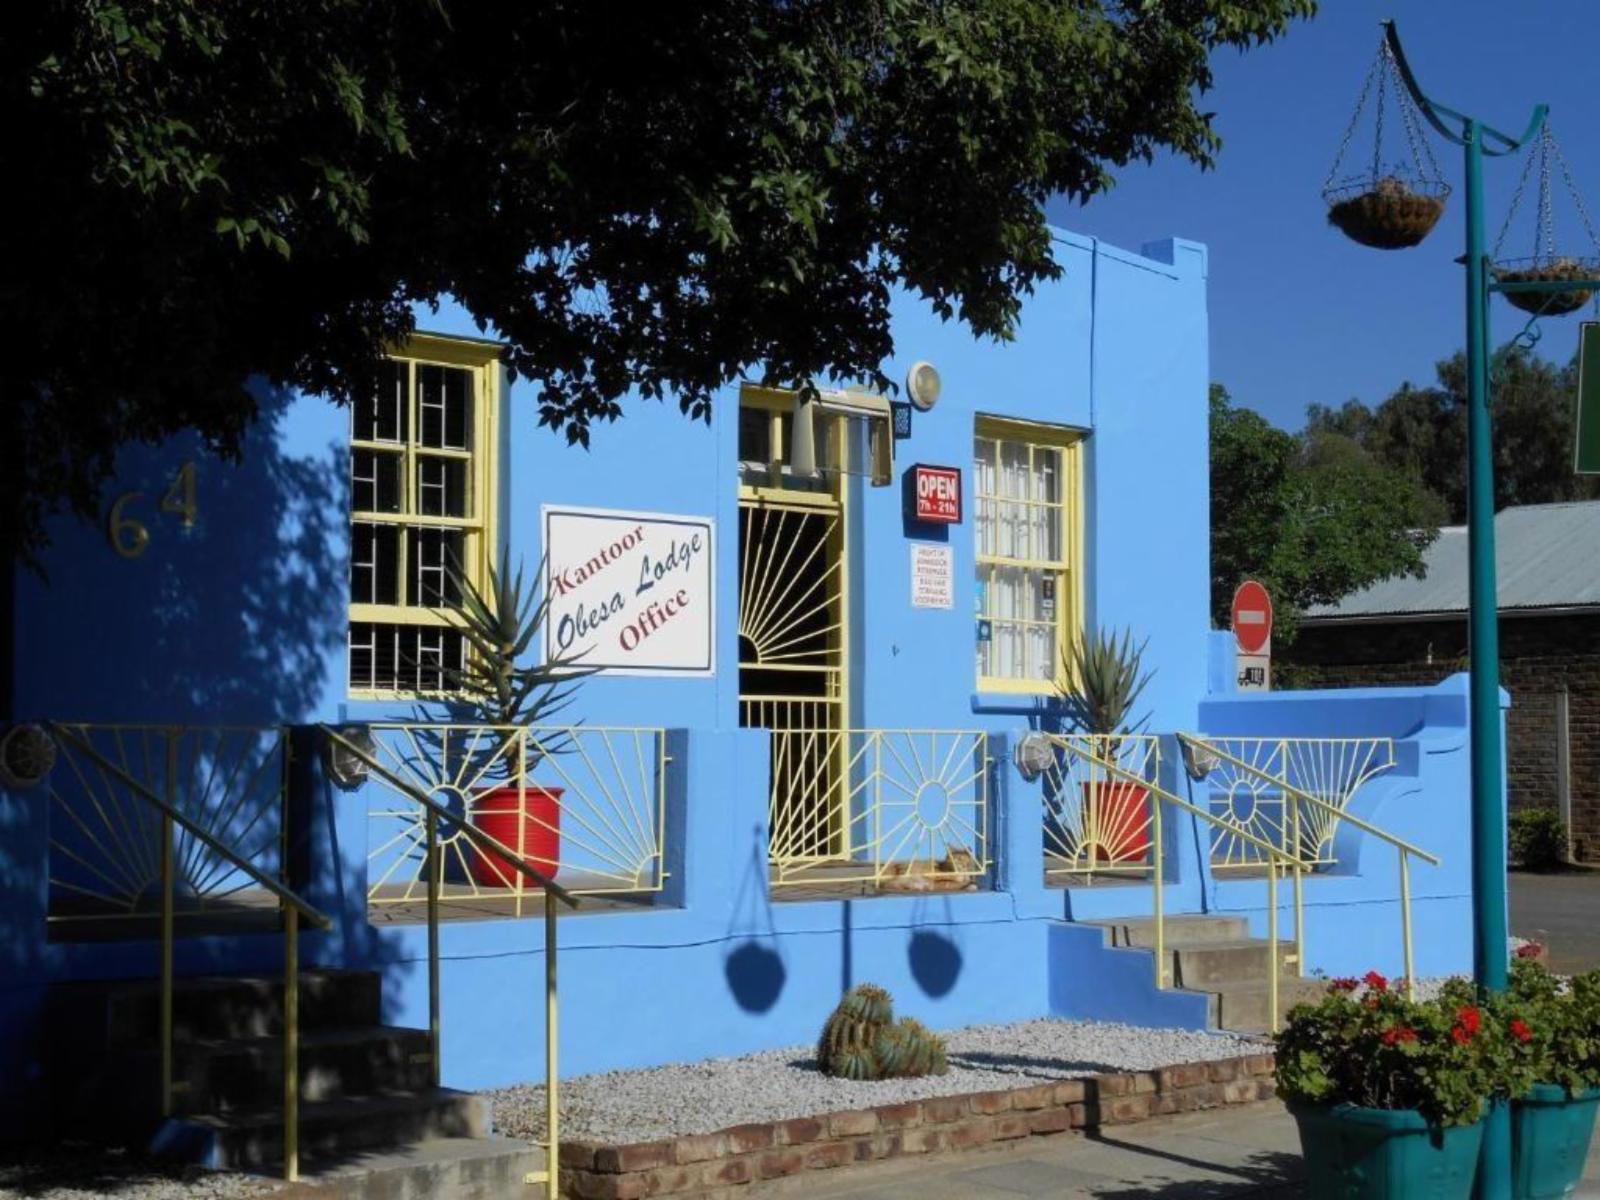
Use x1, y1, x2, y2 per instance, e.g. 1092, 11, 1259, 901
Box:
441, 552, 594, 773
1062, 628, 1154, 737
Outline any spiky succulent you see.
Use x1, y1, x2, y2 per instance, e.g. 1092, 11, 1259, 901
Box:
1062, 627, 1154, 736
817, 984, 947, 1081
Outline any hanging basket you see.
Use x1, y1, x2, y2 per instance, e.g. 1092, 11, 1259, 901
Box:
1324, 176, 1450, 250
1493, 256, 1599, 317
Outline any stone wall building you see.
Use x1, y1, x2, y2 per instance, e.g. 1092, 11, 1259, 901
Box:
1288, 501, 1600, 860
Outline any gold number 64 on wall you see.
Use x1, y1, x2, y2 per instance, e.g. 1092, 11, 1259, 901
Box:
105, 462, 198, 559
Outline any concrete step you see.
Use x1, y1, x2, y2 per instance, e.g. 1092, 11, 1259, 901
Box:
1211, 977, 1329, 1032
282, 1136, 548, 1200
1170, 940, 1300, 989
159, 1025, 436, 1114
1095, 915, 1251, 950
158, 1088, 490, 1172
101, 970, 382, 1044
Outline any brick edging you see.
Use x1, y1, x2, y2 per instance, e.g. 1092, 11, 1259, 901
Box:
558, 1051, 1277, 1199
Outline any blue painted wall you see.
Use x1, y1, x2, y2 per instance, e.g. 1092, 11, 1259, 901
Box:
0, 223, 1484, 1114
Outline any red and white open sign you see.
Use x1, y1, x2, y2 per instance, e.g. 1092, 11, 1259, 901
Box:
909, 464, 962, 523
1231, 580, 1273, 655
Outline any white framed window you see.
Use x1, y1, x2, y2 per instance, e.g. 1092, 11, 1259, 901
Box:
974, 417, 1083, 694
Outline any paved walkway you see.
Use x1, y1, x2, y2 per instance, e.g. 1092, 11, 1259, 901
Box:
787, 1102, 1600, 1199
1510, 868, 1600, 976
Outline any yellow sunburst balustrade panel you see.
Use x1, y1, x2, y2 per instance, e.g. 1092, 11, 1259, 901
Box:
767, 729, 989, 890
1038, 734, 1160, 883
45, 724, 292, 931
363, 724, 667, 914
1190, 737, 1395, 872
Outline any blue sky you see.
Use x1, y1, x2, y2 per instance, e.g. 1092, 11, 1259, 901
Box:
1042, 1, 1600, 430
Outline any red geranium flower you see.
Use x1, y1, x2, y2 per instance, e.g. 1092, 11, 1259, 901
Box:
1452, 1025, 1472, 1045
1515, 942, 1544, 959
1382, 1027, 1417, 1046
1363, 970, 1389, 993
1329, 977, 1360, 993
1511, 1019, 1534, 1044
1457, 1006, 1482, 1036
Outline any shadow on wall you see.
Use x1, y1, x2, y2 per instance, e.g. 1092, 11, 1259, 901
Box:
907, 897, 964, 998
724, 824, 786, 1014
15, 384, 348, 726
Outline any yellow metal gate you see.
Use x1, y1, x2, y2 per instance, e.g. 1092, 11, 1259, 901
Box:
738, 494, 847, 862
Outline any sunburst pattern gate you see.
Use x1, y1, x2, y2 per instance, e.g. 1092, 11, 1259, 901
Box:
738, 497, 847, 864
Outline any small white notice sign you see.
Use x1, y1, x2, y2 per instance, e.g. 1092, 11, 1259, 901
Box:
542, 505, 715, 676
910, 543, 954, 609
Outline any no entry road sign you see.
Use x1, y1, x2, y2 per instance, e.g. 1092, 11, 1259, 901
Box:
1232, 580, 1273, 655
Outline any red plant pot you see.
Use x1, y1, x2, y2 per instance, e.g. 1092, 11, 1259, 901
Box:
1081, 781, 1152, 863
469, 785, 562, 887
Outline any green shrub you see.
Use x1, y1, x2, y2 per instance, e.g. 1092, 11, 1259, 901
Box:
1510, 808, 1567, 871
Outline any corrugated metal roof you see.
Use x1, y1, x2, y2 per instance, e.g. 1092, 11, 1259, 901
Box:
1305, 501, 1600, 620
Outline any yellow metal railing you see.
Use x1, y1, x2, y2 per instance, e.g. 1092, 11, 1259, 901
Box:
359, 723, 668, 913
43, 724, 291, 927
46, 723, 330, 1183
1044, 733, 1306, 1029
1187, 736, 1396, 871
323, 725, 576, 1200
1040, 734, 1161, 882
1178, 732, 1440, 1004
767, 729, 989, 889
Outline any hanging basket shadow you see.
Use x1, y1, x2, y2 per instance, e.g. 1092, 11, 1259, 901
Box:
1324, 177, 1450, 250
1493, 256, 1599, 317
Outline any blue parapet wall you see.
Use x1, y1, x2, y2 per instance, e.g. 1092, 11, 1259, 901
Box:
1197, 673, 1497, 980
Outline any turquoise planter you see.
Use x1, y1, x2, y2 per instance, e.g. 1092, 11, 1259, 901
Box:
1291, 1104, 1485, 1200
1512, 1084, 1600, 1200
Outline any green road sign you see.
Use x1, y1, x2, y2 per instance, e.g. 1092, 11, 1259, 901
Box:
1577, 322, 1600, 474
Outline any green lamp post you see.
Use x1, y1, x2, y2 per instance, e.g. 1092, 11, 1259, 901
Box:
1380, 22, 1600, 1200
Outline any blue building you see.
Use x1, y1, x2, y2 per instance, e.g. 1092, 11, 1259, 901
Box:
0, 225, 1481, 1164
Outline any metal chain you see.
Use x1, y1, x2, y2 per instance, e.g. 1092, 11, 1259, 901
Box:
1323, 38, 1385, 192
1393, 59, 1443, 183
1370, 54, 1387, 181
1537, 126, 1556, 262
1492, 128, 1541, 262
1550, 127, 1600, 260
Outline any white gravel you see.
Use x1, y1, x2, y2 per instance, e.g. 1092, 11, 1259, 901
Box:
486, 1017, 1266, 1145
0, 1147, 277, 1200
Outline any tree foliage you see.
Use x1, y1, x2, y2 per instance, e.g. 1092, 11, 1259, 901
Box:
4, 0, 1315, 563
1305, 346, 1600, 523
1210, 385, 1442, 642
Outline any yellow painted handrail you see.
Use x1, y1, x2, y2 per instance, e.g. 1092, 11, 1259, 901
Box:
322, 723, 568, 1200
1176, 733, 1438, 866
321, 725, 579, 907
1046, 734, 1308, 1031
48, 724, 330, 928
49, 723, 327, 1183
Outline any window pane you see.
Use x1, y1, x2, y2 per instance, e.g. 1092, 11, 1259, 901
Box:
355, 361, 407, 443
349, 622, 464, 691
351, 449, 402, 514
407, 528, 465, 607
1035, 446, 1062, 562
350, 523, 399, 605
417, 456, 468, 518
738, 406, 771, 463
418, 365, 473, 450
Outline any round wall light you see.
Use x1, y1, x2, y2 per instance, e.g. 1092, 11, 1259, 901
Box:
907, 360, 941, 412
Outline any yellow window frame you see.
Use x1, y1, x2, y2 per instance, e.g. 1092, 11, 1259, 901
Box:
973, 415, 1085, 696
348, 332, 504, 699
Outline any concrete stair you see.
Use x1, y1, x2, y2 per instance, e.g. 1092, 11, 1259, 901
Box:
1092, 915, 1322, 1032
47, 968, 535, 1185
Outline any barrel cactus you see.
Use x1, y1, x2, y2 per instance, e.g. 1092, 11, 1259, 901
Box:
817, 984, 949, 1080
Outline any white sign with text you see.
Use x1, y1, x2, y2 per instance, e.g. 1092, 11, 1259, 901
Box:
910, 543, 954, 609
542, 505, 715, 676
